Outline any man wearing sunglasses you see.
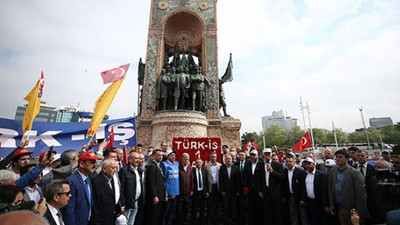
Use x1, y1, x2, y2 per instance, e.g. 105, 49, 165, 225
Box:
44, 179, 71, 225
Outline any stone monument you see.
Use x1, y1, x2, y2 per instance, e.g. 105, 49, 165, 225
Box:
136, 0, 241, 149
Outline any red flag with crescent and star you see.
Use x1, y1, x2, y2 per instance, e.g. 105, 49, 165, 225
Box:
101, 63, 130, 84
293, 131, 312, 153
107, 127, 114, 148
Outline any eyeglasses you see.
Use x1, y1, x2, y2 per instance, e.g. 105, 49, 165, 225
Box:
57, 191, 71, 196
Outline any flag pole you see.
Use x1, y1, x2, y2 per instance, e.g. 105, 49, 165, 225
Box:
306, 102, 316, 155
332, 121, 339, 150
300, 96, 307, 130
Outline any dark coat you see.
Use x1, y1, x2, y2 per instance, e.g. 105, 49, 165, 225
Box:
283, 167, 306, 203
256, 161, 284, 199
219, 164, 240, 194
243, 160, 263, 194
145, 161, 165, 203
91, 172, 119, 225
192, 168, 209, 193
119, 164, 143, 209
43, 207, 58, 225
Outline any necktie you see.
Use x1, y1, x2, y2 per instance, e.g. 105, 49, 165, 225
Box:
360, 165, 364, 177
57, 211, 64, 225
84, 178, 92, 220
198, 169, 202, 190
118, 162, 122, 171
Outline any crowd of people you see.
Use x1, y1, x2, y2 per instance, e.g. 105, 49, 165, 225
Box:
0, 139, 399, 225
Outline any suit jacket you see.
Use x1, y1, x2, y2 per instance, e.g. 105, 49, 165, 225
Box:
145, 161, 165, 203
235, 159, 248, 188
283, 167, 306, 203
219, 164, 240, 194
192, 168, 209, 193
61, 171, 93, 225
43, 207, 57, 225
353, 163, 375, 193
119, 164, 143, 209
256, 160, 284, 199
204, 161, 221, 191
328, 164, 369, 218
243, 160, 263, 194
303, 169, 325, 205
92, 172, 119, 225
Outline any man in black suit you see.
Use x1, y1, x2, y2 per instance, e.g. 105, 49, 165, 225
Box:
44, 179, 71, 225
191, 158, 209, 225
283, 154, 308, 225
256, 148, 284, 225
243, 149, 263, 225
92, 159, 121, 225
235, 150, 248, 225
303, 157, 327, 225
220, 154, 240, 225
355, 149, 375, 221
115, 148, 126, 172
145, 149, 166, 225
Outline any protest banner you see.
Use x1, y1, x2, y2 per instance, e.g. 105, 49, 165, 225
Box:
172, 137, 221, 164
0, 117, 136, 157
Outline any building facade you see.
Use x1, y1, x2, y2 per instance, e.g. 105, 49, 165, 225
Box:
262, 110, 297, 131
369, 117, 393, 128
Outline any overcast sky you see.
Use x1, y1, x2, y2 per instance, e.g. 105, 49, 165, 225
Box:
1, 0, 399, 134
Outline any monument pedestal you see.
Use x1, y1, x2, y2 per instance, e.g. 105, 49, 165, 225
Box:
137, 111, 241, 149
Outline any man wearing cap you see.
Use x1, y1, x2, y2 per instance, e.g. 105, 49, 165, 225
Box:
381, 150, 393, 168
322, 159, 339, 225
61, 151, 101, 225
328, 149, 369, 225
243, 149, 263, 225
283, 154, 308, 225
256, 148, 284, 225
303, 157, 327, 225
160, 150, 179, 225
10, 148, 33, 178
204, 151, 221, 225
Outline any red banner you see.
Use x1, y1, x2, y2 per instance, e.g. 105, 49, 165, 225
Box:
172, 137, 221, 164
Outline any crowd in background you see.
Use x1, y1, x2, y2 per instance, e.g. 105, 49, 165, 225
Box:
0, 139, 399, 225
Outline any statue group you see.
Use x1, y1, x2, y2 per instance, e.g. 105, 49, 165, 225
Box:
156, 45, 210, 112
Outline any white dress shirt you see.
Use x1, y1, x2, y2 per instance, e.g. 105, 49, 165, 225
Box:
288, 168, 294, 194
131, 165, 142, 200
265, 162, 270, 187
196, 168, 203, 191
47, 203, 63, 225
211, 163, 218, 184
251, 160, 258, 175
24, 186, 41, 203
306, 168, 316, 199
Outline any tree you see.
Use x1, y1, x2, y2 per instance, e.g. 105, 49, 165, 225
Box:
380, 125, 400, 144
347, 131, 367, 143
241, 132, 260, 148
263, 125, 289, 147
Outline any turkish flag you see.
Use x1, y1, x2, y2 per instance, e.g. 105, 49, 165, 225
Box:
107, 127, 114, 148
293, 131, 312, 153
252, 141, 258, 150
244, 141, 252, 151
101, 63, 130, 84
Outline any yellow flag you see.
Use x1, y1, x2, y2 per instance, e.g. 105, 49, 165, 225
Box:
86, 78, 124, 137
22, 72, 44, 133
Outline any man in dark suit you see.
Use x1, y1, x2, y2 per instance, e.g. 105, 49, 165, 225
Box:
355, 149, 375, 220
256, 148, 284, 225
283, 154, 308, 225
145, 149, 166, 225
92, 159, 121, 225
44, 179, 71, 225
61, 151, 101, 225
119, 151, 143, 225
191, 158, 209, 225
235, 150, 248, 225
219, 154, 240, 225
116, 148, 126, 172
243, 149, 263, 225
303, 157, 327, 225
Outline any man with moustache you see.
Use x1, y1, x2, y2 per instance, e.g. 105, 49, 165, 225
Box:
62, 151, 101, 225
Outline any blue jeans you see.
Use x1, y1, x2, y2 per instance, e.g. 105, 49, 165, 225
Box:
125, 201, 138, 225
